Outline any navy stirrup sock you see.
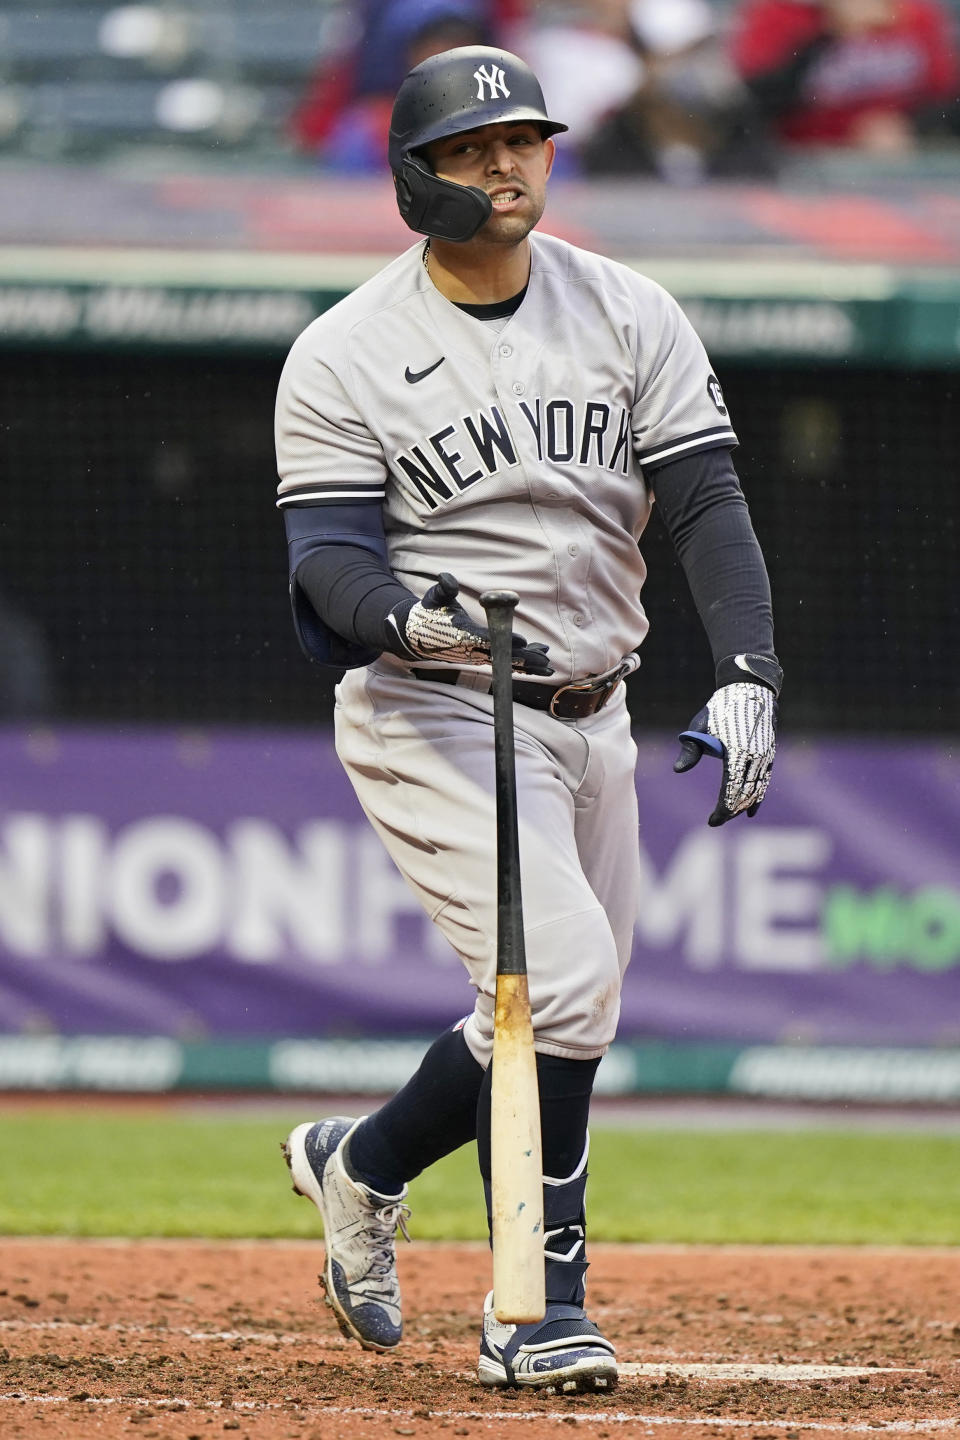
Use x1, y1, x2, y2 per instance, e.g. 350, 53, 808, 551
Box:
476, 1052, 601, 1183
477, 1053, 601, 1311
346, 1024, 484, 1193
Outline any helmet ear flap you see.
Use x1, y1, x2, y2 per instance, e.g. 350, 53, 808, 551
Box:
395, 157, 493, 243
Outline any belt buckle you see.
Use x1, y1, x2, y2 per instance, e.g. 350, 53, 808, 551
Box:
548, 671, 620, 719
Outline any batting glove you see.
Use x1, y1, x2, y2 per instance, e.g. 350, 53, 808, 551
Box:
674, 654, 782, 827
385, 572, 553, 676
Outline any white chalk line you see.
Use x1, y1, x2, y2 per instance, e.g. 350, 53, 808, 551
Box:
0, 1321, 932, 1375
621, 1363, 923, 1380
458, 1363, 924, 1382
0, 1394, 956, 1433
0, 1318, 336, 1346
0, 1321, 930, 1379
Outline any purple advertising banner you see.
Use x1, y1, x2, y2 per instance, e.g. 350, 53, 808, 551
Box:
0, 727, 957, 1045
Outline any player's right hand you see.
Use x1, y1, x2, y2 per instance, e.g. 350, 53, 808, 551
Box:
385, 572, 553, 676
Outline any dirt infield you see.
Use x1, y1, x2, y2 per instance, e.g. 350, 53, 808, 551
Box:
1, 1240, 958, 1439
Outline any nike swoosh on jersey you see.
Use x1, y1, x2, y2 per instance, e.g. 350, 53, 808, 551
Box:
404, 357, 445, 384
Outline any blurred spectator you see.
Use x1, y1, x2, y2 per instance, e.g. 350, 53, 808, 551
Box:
729, 0, 960, 152
518, 1, 647, 170
578, 0, 777, 180
291, 0, 519, 170
0, 594, 56, 721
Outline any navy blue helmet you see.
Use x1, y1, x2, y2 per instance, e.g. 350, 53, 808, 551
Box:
388, 46, 567, 242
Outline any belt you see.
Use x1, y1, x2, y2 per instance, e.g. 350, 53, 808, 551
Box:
411, 656, 638, 720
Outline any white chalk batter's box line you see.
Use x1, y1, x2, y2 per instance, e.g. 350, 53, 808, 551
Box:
0, 1317, 325, 1345
631, 1363, 924, 1380
0, 1321, 934, 1377
0, 1395, 956, 1433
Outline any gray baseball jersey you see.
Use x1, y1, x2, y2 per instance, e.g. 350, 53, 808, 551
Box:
275, 231, 737, 683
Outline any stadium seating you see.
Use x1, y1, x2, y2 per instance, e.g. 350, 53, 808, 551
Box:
0, 0, 957, 162
0, 2, 336, 160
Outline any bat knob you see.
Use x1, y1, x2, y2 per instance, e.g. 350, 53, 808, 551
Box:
480, 590, 520, 614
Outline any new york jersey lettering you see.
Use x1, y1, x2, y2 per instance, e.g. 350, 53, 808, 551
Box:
395, 397, 633, 508
520, 398, 630, 475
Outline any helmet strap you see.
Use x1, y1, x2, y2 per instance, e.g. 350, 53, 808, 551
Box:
395, 157, 493, 243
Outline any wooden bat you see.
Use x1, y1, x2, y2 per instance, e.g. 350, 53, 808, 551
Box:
480, 589, 545, 1326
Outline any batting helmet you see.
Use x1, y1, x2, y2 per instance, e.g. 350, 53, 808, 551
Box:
388, 46, 568, 243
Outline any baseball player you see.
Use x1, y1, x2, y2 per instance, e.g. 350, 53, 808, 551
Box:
275, 45, 781, 1393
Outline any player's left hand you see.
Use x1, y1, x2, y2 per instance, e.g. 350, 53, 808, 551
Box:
386, 571, 554, 676
674, 682, 779, 826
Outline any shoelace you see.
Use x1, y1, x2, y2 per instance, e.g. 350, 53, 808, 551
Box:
363, 1201, 412, 1277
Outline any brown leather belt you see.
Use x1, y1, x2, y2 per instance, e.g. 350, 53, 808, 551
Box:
411, 666, 628, 719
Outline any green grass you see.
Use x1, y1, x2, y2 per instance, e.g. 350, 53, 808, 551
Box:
0, 1110, 958, 1244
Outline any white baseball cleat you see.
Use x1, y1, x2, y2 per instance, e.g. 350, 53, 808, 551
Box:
477, 1289, 618, 1392
282, 1117, 410, 1352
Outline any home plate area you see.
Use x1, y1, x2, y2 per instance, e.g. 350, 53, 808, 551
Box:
1, 1240, 958, 1439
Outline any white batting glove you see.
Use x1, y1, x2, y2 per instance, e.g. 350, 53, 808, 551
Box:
674, 665, 780, 827
385, 572, 553, 676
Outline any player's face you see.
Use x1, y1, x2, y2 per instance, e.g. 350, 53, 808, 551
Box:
425, 121, 555, 245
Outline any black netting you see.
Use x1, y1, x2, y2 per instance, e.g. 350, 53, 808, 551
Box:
0, 349, 328, 724
640, 364, 959, 734
1, 349, 956, 732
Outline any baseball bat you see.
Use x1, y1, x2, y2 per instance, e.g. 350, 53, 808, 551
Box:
480, 589, 545, 1326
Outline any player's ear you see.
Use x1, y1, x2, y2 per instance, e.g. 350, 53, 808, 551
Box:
543, 136, 555, 179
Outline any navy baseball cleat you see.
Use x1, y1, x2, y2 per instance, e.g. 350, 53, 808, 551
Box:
477, 1290, 618, 1392
282, 1117, 411, 1352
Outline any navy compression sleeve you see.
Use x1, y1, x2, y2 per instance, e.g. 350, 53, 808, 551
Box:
296, 544, 415, 652
650, 447, 777, 682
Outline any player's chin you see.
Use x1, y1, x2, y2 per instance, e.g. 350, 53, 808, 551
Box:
482, 206, 541, 244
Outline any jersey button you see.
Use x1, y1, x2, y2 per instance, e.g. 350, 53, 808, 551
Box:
572, 613, 584, 627
499, 344, 513, 357
568, 542, 580, 556
512, 381, 525, 395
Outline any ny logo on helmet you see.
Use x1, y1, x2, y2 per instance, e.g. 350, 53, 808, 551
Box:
474, 64, 510, 101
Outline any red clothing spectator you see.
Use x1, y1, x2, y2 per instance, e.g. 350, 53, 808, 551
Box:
730, 0, 959, 147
